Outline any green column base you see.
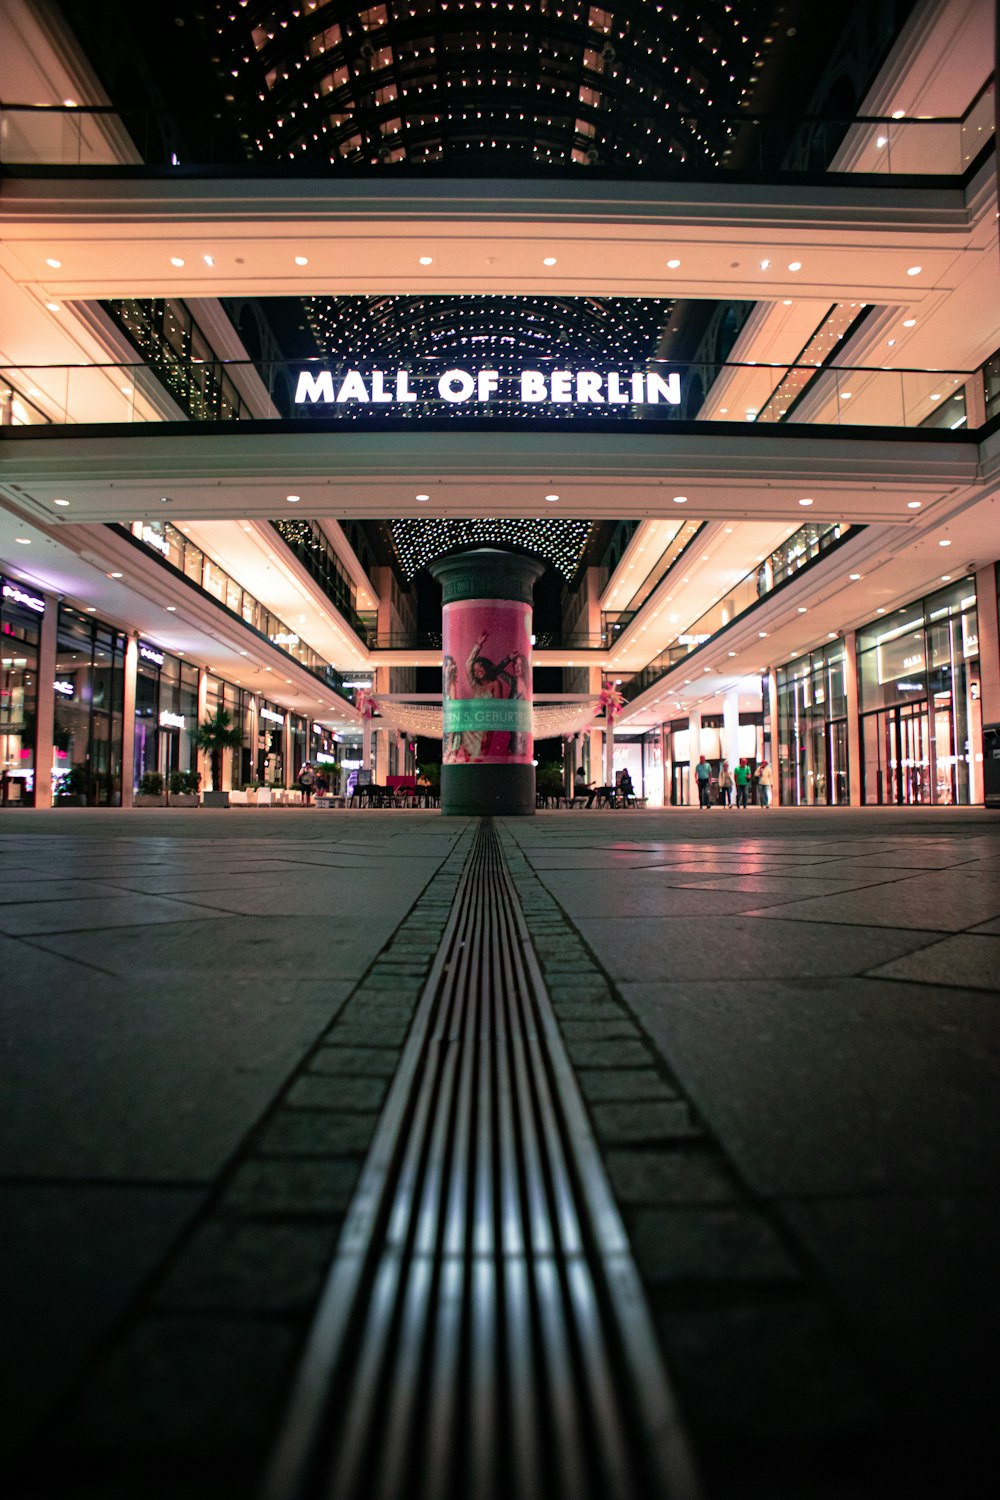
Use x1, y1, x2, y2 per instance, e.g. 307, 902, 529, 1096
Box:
441, 763, 536, 816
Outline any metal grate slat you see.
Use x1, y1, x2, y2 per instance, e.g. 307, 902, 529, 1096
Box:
261, 820, 703, 1500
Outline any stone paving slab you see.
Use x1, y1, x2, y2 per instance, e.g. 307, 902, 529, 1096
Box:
573, 913, 939, 981
616, 976, 1000, 1196
868, 931, 1000, 989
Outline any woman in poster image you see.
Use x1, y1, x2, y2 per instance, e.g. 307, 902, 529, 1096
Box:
442, 654, 466, 763
466, 631, 508, 758
497, 649, 529, 757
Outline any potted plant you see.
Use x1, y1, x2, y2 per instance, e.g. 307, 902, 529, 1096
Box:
135, 770, 166, 807
192, 708, 244, 808
167, 769, 201, 807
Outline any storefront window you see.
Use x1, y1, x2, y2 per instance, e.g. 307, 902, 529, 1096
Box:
54, 608, 126, 805
776, 639, 849, 805
858, 578, 978, 805
1, 577, 42, 805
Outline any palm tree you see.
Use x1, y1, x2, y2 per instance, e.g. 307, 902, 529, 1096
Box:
192, 708, 243, 791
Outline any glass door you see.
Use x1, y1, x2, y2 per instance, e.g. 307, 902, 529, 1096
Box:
828, 719, 849, 804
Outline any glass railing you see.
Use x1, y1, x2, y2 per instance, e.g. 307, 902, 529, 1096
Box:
0, 357, 984, 432
366, 629, 606, 651
117, 521, 355, 705
622, 522, 853, 702
269, 519, 374, 645
0, 94, 992, 176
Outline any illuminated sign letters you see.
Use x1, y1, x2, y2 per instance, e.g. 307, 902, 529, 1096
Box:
294, 367, 681, 410
139, 641, 165, 667
260, 707, 285, 725
159, 710, 186, 729
2, 582, 45, 614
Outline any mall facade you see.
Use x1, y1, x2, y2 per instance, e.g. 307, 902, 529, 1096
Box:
1, 0, 999, 813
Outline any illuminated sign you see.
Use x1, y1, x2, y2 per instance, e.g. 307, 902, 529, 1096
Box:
139, 641, 165, 667
2, 582, 45, 614
260, 707, 285, 725
159, 710, 186, 729
294, 367, 681, 409
269, 631, 300, 647
53, 680, 74, 697
678, 633, 710, 645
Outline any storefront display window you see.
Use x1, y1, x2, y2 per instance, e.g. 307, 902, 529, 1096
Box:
53, 608, 126, 805
858, 578, 979, 805
776, 639, 849, 805
1, 576, 42, 805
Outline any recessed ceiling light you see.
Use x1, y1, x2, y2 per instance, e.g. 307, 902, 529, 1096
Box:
545, 494, 559, 502
46, 257, 61, 268
666, 258, 681, 269
907, 500, 921, 509
86, 606, 96, 613
787, 261, 802, 271
797, 606, 808, 613
849, 572, 862, 580
416, 493, 429, 502
46, 302, 61, 312
930, 393, 941, 401
939, 539, 952, 547
177, 651, 185, 656
758, 630, 768, 638
170, 257, 185, 267
876, 607, 886, 614
672, 495, 688, 504
759, 258, 770, 270
14, 536, 31, 545
902, 318, 916, 327
203, 254, 215, 266
53, 497, 70, 507
906, 265, 922, 276
541, 257, 559, 267
828, 631, 837, 639
892, 109, 906, 120
782, 299, 792, 306
798, 497, 814, 506
728, 650, 736, 657
166, 605, 177, 611
841, 391, 853, 399
286, 494, 301, 503
418, 256, 433, 266
876, 135, 888, 148
940, 574, 952, 581
294, 255, 309, 266
240, 650, 248, 656
108, 571, 122, 578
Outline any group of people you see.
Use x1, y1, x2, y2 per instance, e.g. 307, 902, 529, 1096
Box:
572, 768, 634, 807
695, 755, 772, 809
296, 762, 331, 804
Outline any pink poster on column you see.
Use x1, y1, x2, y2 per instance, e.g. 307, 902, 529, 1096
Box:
442, 598, 533, 765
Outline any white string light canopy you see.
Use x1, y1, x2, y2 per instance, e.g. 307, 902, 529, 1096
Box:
371, 696, 605, 741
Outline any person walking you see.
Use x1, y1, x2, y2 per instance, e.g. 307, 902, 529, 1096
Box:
756, 759, 773, 808
718, 759, 734, 808
694, 754, 712, 810
734, 758, 750, 809
297, 761, 316, 805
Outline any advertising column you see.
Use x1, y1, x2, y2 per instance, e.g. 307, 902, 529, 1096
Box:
430, 549, 545, 816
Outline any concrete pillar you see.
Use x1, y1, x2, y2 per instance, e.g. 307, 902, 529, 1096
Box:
604, 714, 615, 786
975, 564, 1000, 724
121, 635, 138, 808
766, 668, 780, 806
843, 629, 862, 806
722, 690, 740, 771
688, 709, 702, 804
196, 669, 209, 791
33, 591, 59, 809
430, 549, 545, 816
282, 714, 293, 789
248, 696, 259, 788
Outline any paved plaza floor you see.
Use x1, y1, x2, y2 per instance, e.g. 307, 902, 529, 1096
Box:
1, 804, 998, 1499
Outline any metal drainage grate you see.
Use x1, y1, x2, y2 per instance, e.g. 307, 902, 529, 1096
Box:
261, 819, 701, 1500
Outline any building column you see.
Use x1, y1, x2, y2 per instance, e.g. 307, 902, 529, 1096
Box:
973, 564, 999, 805
766, 668, 780, 806
120, 635, 138, 808
248, 696, 259, 789
722, 689, 740, 769
33, 591, 59, 809
843, 629, 862, 805
282, 714, 293, 789
430, 549, 545, 816
688, 709, 702, 804
195, 669, 209, 790
604, 713, 615, 786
